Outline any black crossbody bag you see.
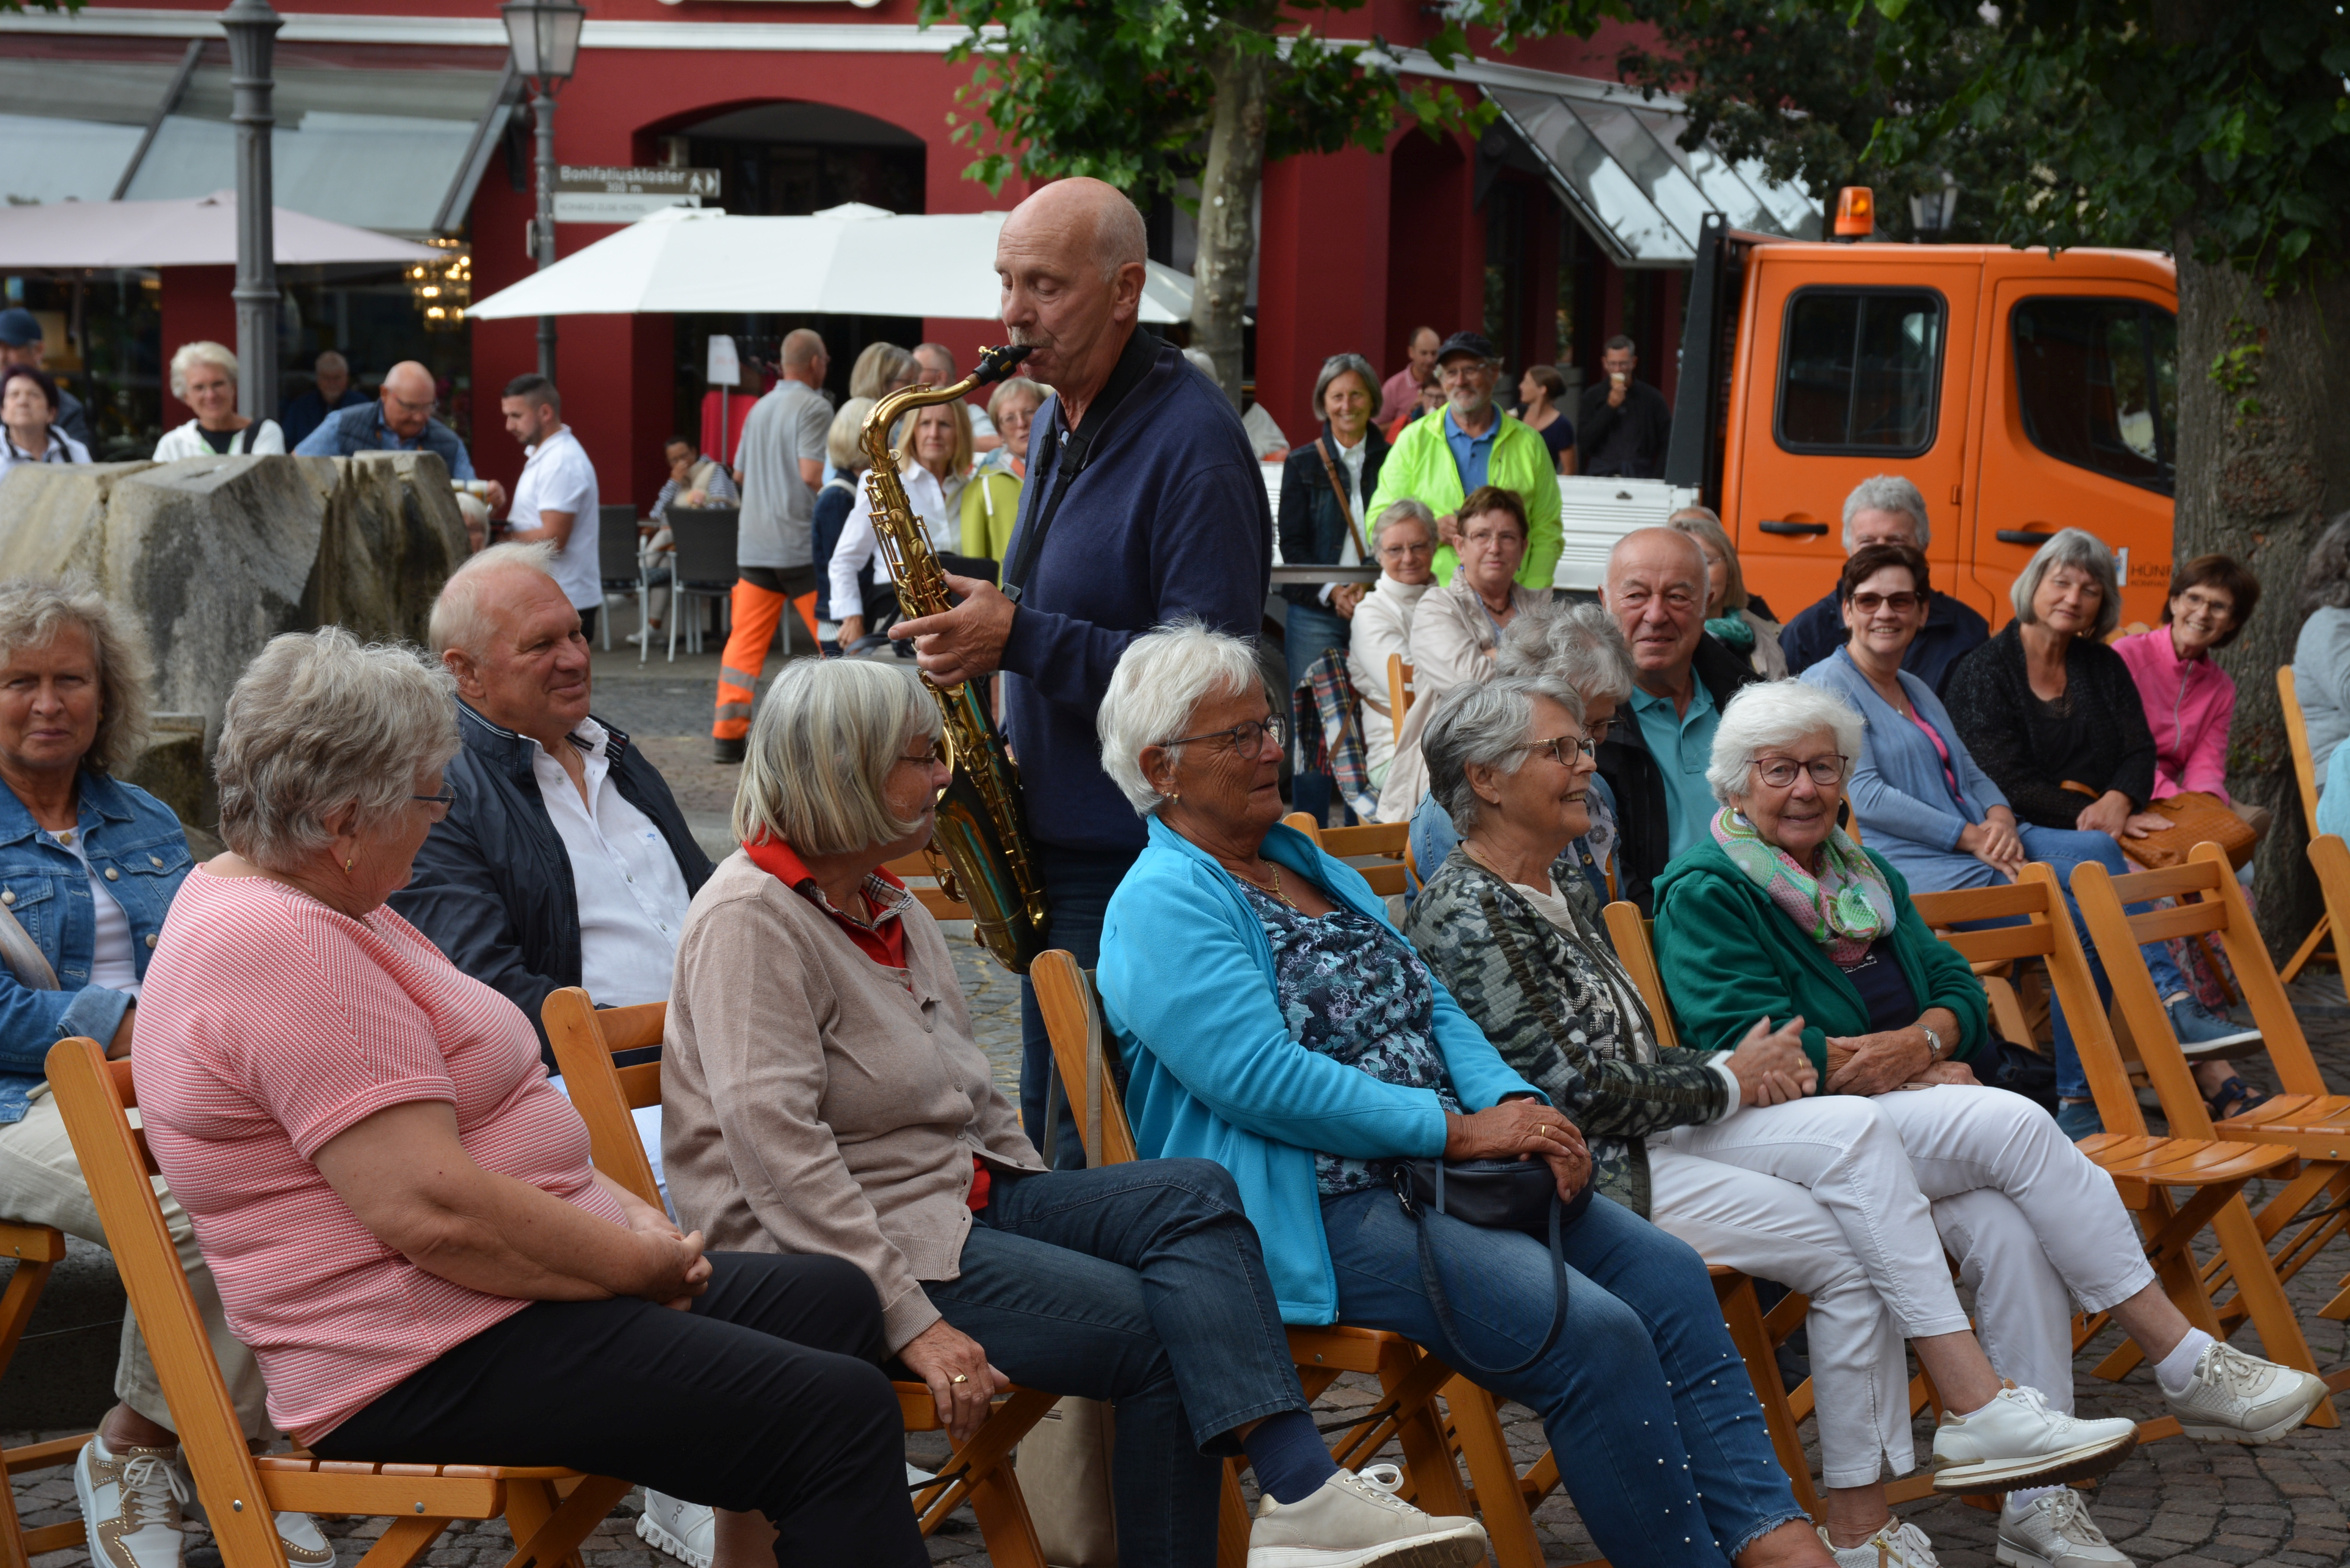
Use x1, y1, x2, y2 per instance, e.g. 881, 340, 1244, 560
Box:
1392, 1156, 1593, 1376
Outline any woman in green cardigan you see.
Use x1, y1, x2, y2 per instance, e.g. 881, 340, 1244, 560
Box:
1651, 680, 2328, 1568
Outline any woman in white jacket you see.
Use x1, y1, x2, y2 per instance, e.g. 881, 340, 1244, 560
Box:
828, 400, 993, 650
152, 341, 284, 460
1345, 499, 1440, 788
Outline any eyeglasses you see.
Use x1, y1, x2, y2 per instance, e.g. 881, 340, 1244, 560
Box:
1378, 539, 1434, 558
1611, 585, 1702, 613
1520, 734, 1597, 766
389, 393, 437, 416
412, 788, 456, 821
1849, 591, 1921, 615
893, 738, 951, 769
1751, 755, 1849, 789
1165, 714, 1287, 754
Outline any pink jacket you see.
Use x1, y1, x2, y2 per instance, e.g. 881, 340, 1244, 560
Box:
2112, 627, 2236, 801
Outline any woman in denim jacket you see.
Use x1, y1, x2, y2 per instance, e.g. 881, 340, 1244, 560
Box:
0, 581, 329, 1568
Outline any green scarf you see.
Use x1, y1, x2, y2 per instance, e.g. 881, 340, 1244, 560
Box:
1710, 807, 1895, 965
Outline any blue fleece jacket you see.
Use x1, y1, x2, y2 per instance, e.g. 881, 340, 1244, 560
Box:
1098, 816, 1551, 1324
999, 336, 1272, 852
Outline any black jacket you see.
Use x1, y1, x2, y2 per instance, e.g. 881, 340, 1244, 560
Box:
1576, 378, 1672, 479
1596, 635, 1760, 915
1275, 423, 1389, 607
389, 702, 715, 1064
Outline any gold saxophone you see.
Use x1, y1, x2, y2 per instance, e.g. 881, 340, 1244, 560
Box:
860, 343, 1047, 972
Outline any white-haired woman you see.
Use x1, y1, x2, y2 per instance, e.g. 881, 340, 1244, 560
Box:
828, 401, 994, 651
0, 582, 334, 1568
134, 628, 925, 1568
962, 376, 1044, 565
1651, 679, 2326, 1567
660, 654, 1483, 1568
153, 341, 284, 460
1095, 621, 1840, 1568
1670, 506, 1785, 678
1346, 499, 1438, 789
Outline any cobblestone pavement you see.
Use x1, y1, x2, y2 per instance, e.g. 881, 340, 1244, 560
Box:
13, 646, 2349, 1564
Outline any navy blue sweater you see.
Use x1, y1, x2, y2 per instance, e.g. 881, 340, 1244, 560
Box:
1000, 333, 1273, 852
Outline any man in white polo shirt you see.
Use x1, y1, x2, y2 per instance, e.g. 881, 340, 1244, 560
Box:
498, 374, 605, 638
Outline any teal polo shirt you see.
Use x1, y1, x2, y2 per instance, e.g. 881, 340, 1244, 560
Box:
1631, 680, 1722, 857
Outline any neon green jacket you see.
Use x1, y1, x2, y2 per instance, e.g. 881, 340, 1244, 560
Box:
1365, 407, 1562, 590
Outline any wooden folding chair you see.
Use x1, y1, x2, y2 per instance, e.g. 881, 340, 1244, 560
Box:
2070, 845, 2350, 1370
1387, 654, 1414, 743
1027, 953, 1507, 1566
41, 1037, 631, 1568
1286, 816, 1415, 897
2276, 667, 2335, 981
540, 989, 1054, 1565
0, 1219, 90, 1568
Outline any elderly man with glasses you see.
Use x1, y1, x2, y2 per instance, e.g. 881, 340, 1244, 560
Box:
1366, 330, 1562, 593
294, 359, 505, 512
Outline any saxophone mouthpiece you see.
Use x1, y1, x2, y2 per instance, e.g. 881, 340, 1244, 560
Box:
973, 344, 1035, 386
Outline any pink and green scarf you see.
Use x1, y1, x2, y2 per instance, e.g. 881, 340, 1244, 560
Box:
1710, 807, 1894, 966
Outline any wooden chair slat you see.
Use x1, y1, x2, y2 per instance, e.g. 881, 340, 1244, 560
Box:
1913, 880, 2052, 924
1600, 903, 1682, 1051
1387, 655, 1413, 742
2115, 899, 2230, 946
1931, 924, 2052, 965
2277, 670, 2337, 978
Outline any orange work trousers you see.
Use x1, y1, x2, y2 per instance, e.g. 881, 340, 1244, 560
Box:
712, 569, 820, 741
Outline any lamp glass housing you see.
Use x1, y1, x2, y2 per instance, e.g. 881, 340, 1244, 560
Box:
501, 0, 585, 83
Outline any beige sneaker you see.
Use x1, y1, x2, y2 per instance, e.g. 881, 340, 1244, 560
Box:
1246, 1466, 1489, 1568
1928, 1383, 2138, 1492
2163, 1341, 2328, 1444
636, 1491, 713, 1568
1819, 1518, 1940, 1568
74, 1438, 188, 1568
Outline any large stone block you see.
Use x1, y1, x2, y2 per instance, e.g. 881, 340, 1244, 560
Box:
0, 452, 470, 775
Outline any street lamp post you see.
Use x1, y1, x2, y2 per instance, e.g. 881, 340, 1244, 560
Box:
1909, 176, 1960, 243
222, 0, 282, 420
500, 0, 586, 382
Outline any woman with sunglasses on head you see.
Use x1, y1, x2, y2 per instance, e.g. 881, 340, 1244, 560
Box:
1806, 542, 2251, 1139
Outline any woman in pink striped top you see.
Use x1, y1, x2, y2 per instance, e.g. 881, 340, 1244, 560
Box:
135, 628, 924, 1568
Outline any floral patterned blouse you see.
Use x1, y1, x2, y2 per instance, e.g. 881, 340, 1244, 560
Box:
1236, 880, 1462, 1196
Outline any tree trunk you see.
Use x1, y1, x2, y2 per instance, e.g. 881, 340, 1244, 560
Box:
2174, 244, 2350, 960
1194, 17, 1272, 410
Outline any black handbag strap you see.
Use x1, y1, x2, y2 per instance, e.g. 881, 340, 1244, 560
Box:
1001, 330, 1157, 604
1402, 1173, 1569, 1379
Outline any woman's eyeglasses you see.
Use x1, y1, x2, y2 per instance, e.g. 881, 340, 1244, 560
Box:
1166, 715, 1288, 754
1751, 755, 1849, 788
1849, 591, 1921, 615
1520, 735, 1597, 766
412, 788, 456, 821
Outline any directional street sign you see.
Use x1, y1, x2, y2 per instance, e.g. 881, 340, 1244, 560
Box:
553, 165, 722, 225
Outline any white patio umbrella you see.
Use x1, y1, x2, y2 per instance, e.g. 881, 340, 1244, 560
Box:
467, 203, 1202, 323
0, 191, 440, 269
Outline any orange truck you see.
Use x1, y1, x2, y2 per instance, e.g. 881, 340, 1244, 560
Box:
1661, 210, 2179, 630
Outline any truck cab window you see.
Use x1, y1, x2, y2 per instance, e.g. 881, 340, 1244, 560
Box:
1775, 288, 1944, 455
2012, 297, 2177, 494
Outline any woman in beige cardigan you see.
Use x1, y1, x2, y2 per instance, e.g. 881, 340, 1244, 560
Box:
660, 658, 1488, 1568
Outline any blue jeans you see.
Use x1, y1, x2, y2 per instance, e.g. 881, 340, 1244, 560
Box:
1284, 599, 1354, 828
1966, 824, 2193, 1102
924, 1160, 1306, 1568
1018, 840, 1144, 1168
1321, 1189, 1806, 1567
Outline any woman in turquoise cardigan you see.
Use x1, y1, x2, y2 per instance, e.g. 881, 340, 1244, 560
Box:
1652, 680, 2327, 1566
1095, 621, 1835, 1568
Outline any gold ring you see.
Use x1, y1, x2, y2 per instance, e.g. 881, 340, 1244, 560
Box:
952, 1374, 969, 1384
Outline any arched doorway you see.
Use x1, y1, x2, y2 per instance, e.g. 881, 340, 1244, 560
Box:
651, 100, 929, 444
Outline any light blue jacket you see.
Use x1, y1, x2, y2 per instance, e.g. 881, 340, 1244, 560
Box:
1801, 649, 2010, 887
1098, 815, 1549, 1324
0, 771, 193, 1124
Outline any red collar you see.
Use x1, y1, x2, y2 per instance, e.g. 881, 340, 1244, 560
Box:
743, 837, 911, 967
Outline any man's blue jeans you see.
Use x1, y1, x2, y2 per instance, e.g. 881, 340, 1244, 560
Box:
1018, 841, 1143, 1168
922, 1159, 1307, 1568
1321, 1189, 1807, 1567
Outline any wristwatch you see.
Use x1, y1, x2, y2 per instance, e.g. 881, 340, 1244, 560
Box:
1921, 1023, 1945, 1063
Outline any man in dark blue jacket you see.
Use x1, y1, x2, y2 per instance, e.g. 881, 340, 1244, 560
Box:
1778, 473, 1989, 694
892, 177, 1272, 1166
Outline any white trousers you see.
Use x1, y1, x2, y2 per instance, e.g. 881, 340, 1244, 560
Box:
1661, 1086, 2157, 1485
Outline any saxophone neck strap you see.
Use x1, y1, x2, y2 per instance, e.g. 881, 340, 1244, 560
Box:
1003, 328, 1159, 604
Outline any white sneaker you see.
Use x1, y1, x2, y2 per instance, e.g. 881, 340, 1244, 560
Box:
166, 1451, 335, 1566
625, 628, 665, 646
1929, 1383, 2139, 1492
636, 1491, 713, 1568
75, 1438, 189, 1568
1246, 1466, 1489, 1568
1818, 1518, 1939, 1568
2163, 1340, 2328, 1444
1997, 1491, 2130, 1568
